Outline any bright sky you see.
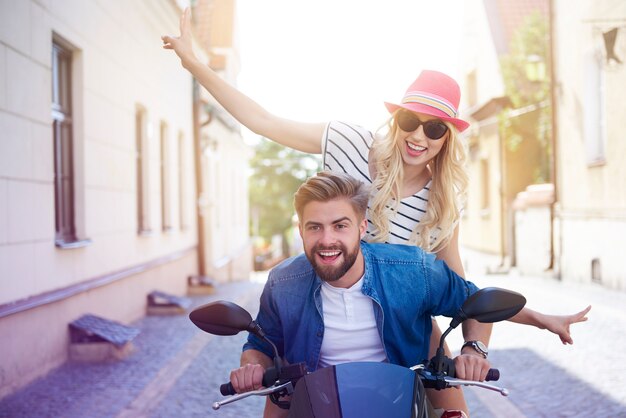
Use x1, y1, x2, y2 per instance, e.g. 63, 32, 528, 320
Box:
235, 0, 465, 140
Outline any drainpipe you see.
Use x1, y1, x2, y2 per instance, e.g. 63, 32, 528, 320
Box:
548, 0, 560, 278
499, 121, 507, 269
192, 78, 207, 276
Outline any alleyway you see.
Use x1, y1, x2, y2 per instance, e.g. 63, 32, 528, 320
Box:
1, 269, 625, 418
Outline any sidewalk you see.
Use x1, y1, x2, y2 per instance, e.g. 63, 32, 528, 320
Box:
0, 280, 267, 418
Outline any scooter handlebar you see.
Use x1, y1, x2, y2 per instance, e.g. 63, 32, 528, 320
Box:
220, 364, 499, 396
220, 367, 279, 396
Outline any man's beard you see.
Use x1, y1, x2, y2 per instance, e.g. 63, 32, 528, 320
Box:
306, 242, 360, 283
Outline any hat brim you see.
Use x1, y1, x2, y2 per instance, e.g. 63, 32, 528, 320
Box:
385, 102, 470, 133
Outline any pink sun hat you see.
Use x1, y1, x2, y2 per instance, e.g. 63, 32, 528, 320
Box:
384, 70, 470, 132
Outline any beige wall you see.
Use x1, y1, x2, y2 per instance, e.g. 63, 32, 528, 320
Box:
198, 116, 252, 282
463, 124, 503, 255
0, 0, 204, 397
195, 0, 252, 282
553, 0, 626, 288
0, 251, 197, 399
513, 184, 554, 275
461, 0, 552, 270
459, 0, 505, 259
460, 0, 506, 108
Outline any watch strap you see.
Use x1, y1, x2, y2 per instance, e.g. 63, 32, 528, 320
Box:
461, 340, 488, 359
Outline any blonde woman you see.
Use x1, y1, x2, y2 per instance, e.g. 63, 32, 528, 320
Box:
162, 9, 590, 417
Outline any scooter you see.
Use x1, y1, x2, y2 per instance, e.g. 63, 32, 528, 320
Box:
189, 287, 526, 418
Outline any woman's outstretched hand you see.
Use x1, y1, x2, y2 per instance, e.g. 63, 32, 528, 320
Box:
542, 305, 591, 345
161, 7, 196, 68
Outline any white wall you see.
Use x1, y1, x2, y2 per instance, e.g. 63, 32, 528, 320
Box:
0, 0, 198, 305
0, 0, 205, 398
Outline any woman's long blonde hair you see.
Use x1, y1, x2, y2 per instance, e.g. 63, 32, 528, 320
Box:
368, 110, 468, 252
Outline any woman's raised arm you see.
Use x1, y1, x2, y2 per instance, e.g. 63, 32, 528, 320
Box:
162, 8, 325, 154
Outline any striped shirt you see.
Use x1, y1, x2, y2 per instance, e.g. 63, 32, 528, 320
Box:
322, 120, 438, 246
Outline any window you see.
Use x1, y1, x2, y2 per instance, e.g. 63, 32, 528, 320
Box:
52, 39, 77, 246
466, 70, 478, 108
160, 122, 172, 231
178, 131, 188, 230
480, 158, 490, 213
583, 50, 606, 165
135, 106, 152, 234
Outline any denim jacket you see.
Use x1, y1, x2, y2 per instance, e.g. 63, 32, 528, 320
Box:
244, 242, 479, 372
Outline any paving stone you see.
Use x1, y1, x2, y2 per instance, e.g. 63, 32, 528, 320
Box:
1, 271, 625, 418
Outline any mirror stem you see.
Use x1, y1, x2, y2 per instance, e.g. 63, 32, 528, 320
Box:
435, 326, 454, 373
432, 311, 467, 373
267, 338, 283, 371
252, 321, 283, 371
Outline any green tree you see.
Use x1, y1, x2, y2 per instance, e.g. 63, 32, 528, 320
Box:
499, 11, 552, 183
249, 139, 321, 242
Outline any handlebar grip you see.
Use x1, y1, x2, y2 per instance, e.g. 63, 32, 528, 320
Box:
486, 368, 500, 381
262, 367, 278, 387
220, 382, 236, 396
219, 366, 278, 397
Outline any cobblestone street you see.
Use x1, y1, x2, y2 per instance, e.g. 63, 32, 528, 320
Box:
1, 269, 625, 418
448, 269, 626, 418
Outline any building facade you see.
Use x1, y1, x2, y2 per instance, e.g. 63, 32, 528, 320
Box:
0, 0, 251, 398
459, 0, 550, 271
460, 0, 626, 288
551, 0, 626, 288
192, 0, 253, 282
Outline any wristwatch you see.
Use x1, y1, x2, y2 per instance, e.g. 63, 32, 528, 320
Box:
462, 340, 488, 359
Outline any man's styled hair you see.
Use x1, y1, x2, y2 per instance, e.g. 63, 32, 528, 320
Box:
294, 171, 370, 221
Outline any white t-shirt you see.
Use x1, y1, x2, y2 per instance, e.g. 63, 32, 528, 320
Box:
318, 276, 387, 368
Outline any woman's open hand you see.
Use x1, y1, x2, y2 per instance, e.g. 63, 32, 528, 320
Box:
161, 7, 197, 68
542, 305, 591, 345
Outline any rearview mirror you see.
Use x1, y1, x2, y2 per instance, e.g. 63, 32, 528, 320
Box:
450, 287, 526, 329
189, 300, 255, 336
189, 300, 283, 371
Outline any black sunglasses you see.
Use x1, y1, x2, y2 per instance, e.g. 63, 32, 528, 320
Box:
395, 111, 449, 140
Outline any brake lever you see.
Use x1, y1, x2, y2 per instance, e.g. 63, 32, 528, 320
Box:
412, 363, 509, 396
212, 381, 294, 410
444, 377, 509, 396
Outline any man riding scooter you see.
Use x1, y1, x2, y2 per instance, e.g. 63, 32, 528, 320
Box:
230, 171, 492, 418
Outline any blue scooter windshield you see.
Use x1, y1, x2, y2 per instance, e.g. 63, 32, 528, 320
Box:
288, 362, 419, 418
